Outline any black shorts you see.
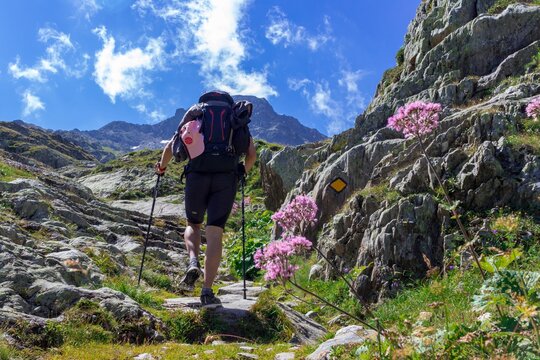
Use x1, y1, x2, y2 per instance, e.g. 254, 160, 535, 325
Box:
184, 172, 238, 229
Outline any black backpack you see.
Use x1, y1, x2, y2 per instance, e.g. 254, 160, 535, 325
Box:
171, 90, 252, 173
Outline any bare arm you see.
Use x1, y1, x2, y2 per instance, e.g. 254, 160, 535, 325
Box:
245, 137, 257, 173
156, 139, 174, 173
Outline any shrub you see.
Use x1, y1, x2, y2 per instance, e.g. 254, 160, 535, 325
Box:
225, 209, 273, 280
396, 47, 405, 66
7, 320, 64, 349
245, 291, 293, 342
165, 310, 207, 343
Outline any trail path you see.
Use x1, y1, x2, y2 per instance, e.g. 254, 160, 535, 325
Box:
165, 281, 327, 346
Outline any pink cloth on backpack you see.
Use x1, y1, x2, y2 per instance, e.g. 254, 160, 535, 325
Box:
181, 120, 204, 159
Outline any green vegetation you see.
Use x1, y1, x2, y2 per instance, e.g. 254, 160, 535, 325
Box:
0, 343, 12, 360
44, 342, 314, 360
488, 0, 540, 14
396, 46, 405, 66
103, 276, 164, 309
526, 47, 540, 73
245, 139, 284, 201
0, 161, 35, 182
141, 270, 173, 291
225, 209, 273, 280
84, 249, 121, 277
378, 65, 403, 95
357, 182, 401, 204
506, 117, 540, 155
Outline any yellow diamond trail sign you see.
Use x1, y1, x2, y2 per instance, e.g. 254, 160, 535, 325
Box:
329, 177, 348, 193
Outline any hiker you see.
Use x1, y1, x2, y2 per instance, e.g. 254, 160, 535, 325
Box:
155, 90, 256, 308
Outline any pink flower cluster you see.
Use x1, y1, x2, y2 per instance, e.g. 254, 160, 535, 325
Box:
526, 97, 540, 120
254, 236, 312, 281
387, 101, 442, 138
271, 195, 318, 233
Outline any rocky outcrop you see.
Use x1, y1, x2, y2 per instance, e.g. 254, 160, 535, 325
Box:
260, 142, 327, 210
261, 1, 540, 299
0, 160, 188, 344
306, 325, 378, 360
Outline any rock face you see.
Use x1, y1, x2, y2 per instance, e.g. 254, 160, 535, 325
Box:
0, 155, 188, 345
261, 1, 540, 300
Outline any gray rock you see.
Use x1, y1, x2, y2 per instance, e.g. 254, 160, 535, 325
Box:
277, 303, 327, 345
217, 281, 265, 298
306, 325, 379, 360
133, 354, 154, 360
305, 311, 318, 319
237, 353, 259, 360
274, 353, 295, 360
308, 264, 324, 281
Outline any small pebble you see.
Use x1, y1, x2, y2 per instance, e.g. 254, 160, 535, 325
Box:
239, 346, 255, 352
274, 353, 295, 360
133, 354, 154, 360
237, 353, 259, 359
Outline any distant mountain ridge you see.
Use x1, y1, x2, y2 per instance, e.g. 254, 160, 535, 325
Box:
56, 95, 326, 161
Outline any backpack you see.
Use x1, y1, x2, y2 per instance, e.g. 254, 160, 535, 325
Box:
170, 90, 252, 173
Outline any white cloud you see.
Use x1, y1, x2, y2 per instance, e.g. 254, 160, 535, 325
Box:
22, 90, 45, 117
9, 58, 46, 82
8, 27, 86, 82
133, 0, 277, 98
288, 76, 366, 136
92, 26, 166, 103
339, 70, 367, 109
266, 7, 333, 51
76, 0, 102, 21
134, 103, 165, 122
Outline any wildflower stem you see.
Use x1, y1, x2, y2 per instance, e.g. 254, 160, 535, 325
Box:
416, 134, 487, 281
288, 279, 381, 333
311, 244, 374, 316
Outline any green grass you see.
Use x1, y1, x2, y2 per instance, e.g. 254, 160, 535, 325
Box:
103, 276, 164, 309
141, 270, 173, 290
373, 271, 481, 331
488, 0, 540, 14
0, 343, 13, 360
0, 161, 35, 181
507, 133, 540, 154
43, 342, 314, 360
84, 249, 121, 277
526, 48, 540, 73
377, 64, 403, 95
357, 182, 401, 204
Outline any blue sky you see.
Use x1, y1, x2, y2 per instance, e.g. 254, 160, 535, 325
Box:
0, 0, 418, 136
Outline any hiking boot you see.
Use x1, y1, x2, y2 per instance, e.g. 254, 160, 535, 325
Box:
180, 258, 203, 287
200, 289, 222, 309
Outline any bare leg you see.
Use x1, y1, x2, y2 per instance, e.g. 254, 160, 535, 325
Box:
184, 223, 201, 260
203, 225, 223, 289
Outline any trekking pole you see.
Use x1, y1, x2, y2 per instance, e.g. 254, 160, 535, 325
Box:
138, 174, 161, 286
241, 176, 247, 300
